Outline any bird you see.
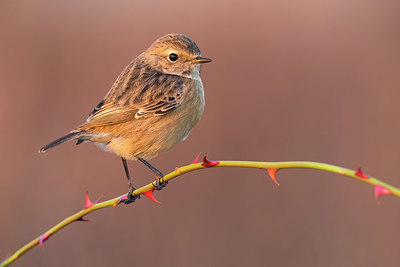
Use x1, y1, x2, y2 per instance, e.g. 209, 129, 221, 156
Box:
39, 34, 211, 204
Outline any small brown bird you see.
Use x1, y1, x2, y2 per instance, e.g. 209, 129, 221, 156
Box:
39, 34, 211, 203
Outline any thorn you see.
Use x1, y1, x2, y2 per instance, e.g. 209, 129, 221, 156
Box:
192, 152, 201, 164
143, 189, 161, 204
95, 196, 102, 203
355, 167, 369, 179
375, 185, 392, 200
76, 217, 90, 222
175, 167, 182, 174
266, 169, 280, 185
39, 233, 51, 247
85, 191, 94, 209
84, 191, 102, 209
201, 156, 219, 167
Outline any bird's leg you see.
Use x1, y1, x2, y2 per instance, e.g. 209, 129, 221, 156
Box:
120, 157, 140, 204
137, 157, 168, 190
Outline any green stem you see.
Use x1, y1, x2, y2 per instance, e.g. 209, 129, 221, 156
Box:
1, 160, 399, 266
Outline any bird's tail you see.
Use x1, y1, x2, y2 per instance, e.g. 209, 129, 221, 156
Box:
39, 131, 85, 153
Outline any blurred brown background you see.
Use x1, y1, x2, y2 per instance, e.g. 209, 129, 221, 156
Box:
1, 0, 400, 266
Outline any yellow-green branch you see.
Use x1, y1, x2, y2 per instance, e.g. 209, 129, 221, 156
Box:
2, 159, 399, 266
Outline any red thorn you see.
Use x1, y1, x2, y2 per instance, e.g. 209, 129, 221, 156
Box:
201, 156, 219, 167
192, 152, 201, 164
355, 167, 369, 179
375, 185, 392, 200
266, 169, 280, 185
85, 192, 94, 209
143, 189, 161, 204
39, 233, 50, 247
84, 191, 102, 209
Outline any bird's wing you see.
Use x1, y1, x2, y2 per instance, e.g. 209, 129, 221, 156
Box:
83, 65, 184, 128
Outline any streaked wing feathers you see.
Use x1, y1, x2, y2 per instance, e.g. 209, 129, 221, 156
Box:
84, 64, 184, 128
85, 104, 137, 127
135, 94, 182, 118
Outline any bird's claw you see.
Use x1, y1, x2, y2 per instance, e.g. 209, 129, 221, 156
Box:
152, 176, 168, 191
119, 188, 141, 204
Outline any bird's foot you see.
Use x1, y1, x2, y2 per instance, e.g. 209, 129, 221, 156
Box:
119, 187, 141, 204
152, 175, 168, 191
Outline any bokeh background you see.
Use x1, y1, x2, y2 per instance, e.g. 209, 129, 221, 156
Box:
1, 0, 400, 266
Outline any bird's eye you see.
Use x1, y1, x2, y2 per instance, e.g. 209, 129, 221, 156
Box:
168, 53, 179, 62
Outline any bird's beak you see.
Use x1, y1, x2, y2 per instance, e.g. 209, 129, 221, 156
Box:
193, 56, 212, 64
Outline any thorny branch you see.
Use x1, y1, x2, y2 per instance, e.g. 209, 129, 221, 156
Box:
1, 155, 398, 266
